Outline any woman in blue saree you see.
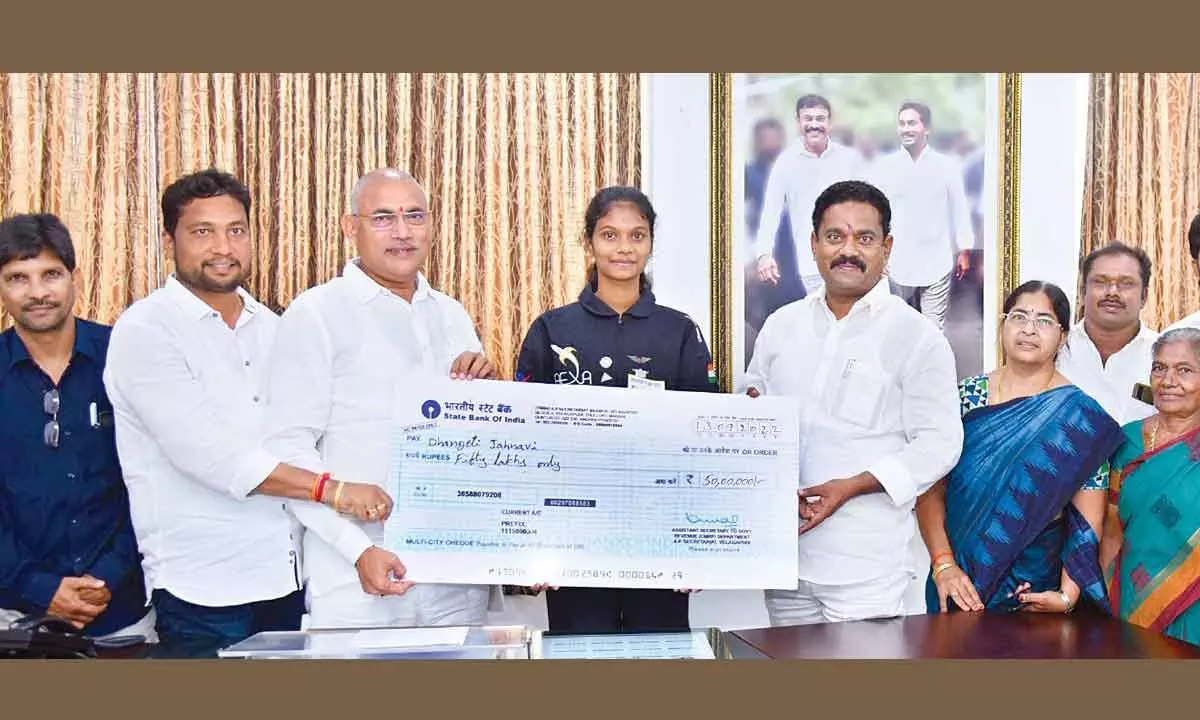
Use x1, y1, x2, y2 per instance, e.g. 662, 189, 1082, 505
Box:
916, 281, 1124, 613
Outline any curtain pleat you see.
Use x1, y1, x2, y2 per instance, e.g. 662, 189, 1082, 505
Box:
0, 72, 641, 378
0, 73, 157, 319
1081, 73, 1200, 328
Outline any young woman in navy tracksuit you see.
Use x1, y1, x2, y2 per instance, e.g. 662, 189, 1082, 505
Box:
515, 185, 717, 633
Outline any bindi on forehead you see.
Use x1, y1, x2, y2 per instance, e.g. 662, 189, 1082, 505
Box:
367, 204, 424, 215
359, 180, 426, 208
827, 222, 859, 234
822, 217, 878, 236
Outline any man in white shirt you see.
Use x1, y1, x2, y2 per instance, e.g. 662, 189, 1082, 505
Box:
743, 179, 963, 626
869, 102, 973, 331
753, 94, 868, 298
104, 169, 392, 656
263, 168, 500, 629
1165, 214, 1200, 332
1056, 242, 1159, 425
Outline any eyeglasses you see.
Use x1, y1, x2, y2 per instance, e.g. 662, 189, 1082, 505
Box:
355, 210, 428, 231
1002, 310, 1060, 332
1087, 276, 1140, 293
43, 388, 60, 449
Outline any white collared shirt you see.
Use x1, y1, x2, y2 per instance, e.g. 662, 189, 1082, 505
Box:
103, 276, 301, 606
742, 279, 963, 585
868, 146, 974, 287
262, 260, 484, 597
1165, 310, 1200, 333
1056, 321, 1159, 425
753, 140, 868, 278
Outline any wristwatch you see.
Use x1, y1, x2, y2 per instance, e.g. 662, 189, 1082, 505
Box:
1059, 590, 1075, 613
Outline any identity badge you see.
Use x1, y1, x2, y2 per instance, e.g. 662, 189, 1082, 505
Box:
627, 373, 666, 391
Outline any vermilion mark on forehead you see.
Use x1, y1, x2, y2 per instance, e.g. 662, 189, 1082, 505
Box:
825, 220, 874, 236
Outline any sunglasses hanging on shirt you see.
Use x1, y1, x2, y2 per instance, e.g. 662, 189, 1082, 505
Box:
43, 388, 60, 449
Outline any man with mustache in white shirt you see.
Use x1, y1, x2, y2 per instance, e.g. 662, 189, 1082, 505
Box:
1056, 242, 1159, 425
263, 168, 501, 629
744, 179, 963, 625
752, 94, 868, 301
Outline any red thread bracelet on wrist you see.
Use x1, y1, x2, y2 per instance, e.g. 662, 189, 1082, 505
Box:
313, 472, 332, 503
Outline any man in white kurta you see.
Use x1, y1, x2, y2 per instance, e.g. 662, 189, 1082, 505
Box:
103, 169, 401, 653
869, 102, 973, 331
751, 95, 868, 297
744, 179, 963, 626
263, 168, 501, 628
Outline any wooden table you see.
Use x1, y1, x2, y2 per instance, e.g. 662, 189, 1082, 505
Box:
91, 613, 1200, 660
722, 611, 1200, 659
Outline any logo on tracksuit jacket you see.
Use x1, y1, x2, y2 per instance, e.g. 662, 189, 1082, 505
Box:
551, 344, 593, 385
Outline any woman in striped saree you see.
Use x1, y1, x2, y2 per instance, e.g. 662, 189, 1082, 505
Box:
1102, 327, 1200, 646
917, 281, 1124, 614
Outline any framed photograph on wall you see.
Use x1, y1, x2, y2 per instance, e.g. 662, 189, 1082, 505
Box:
708, 73, 1023, 391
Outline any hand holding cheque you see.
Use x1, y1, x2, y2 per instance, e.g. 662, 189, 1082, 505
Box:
745, 386, 880, 535
380, 377, 801, 591
344, 351, 497, 598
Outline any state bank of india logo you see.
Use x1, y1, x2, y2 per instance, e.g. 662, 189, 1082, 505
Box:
421, 399, 442, 419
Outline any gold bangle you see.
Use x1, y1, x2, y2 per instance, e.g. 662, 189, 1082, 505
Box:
931, 562, 956, 579
930, 551, 955, 567
333, 481, 345, 513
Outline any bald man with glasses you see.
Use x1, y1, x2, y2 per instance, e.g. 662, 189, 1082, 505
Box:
263, 168, 502, 629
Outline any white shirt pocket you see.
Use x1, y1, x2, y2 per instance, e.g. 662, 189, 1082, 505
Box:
831, 358, 893, 430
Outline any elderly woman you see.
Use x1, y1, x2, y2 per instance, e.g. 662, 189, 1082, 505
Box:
1102, 327, 1200, 645
917, 281, 1124, 614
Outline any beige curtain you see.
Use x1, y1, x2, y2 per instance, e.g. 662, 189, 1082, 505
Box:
1081, 73, 1200, 328
0, 73, 160, 322
0, 73, 641, 378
